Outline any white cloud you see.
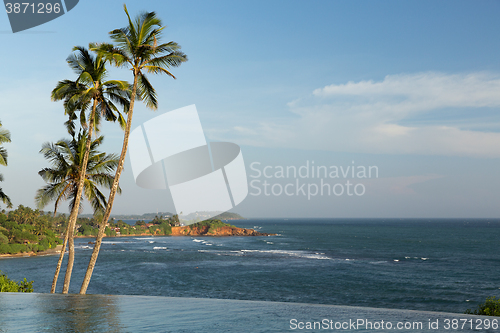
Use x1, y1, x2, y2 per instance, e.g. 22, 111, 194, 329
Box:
228, 72, 500, 157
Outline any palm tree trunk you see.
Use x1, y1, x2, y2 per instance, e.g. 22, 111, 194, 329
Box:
50, 222, 68, 293
80, 73, 138, 294
61, 97, 98, 294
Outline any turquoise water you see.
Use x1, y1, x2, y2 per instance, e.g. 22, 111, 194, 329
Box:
1, 218, 499, 315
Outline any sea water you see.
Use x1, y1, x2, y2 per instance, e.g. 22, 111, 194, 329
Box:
1, 218, 499, 315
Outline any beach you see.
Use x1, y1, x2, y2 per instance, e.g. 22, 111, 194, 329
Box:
0, 244, 63, 259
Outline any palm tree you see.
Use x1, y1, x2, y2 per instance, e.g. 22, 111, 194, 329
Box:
0, 121, 12, 209
36, 132, 121, 293
36, 132, 121, 216
80, 5, 187, 294
51, 46, 130, 293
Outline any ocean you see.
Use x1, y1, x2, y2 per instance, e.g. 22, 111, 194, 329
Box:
1, 218, 499, 315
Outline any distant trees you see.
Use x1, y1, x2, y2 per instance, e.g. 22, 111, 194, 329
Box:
135, 220, 146, 227
0, 206, 62, 255
189, 220, 235, 234
151, 214, 180, 227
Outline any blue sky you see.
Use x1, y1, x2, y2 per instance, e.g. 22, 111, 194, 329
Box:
0, 0, 499, 217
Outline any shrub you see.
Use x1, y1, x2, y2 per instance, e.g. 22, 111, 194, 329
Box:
8, 243, 27, 254
0, 233, 8, 244
466, 297, 500, 316
159, 222, 172, 235
0, 243, 11, 254
39, 238, 50, 250
190, 219, 235, 233
0, 270, 33, 292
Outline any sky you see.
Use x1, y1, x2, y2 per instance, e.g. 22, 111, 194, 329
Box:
0, 0, 499, 218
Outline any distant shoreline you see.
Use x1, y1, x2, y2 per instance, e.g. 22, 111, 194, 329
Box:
0, 244, 63, 259
1, 226, 272, 259
76, 225, 273, 238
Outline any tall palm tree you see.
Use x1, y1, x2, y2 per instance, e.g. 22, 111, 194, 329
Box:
36, 132, 121, 293
80, 5, 187, 294
0, 121, 12, 209
51, 46, 130, 293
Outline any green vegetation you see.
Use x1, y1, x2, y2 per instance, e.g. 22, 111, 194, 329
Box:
36, 132, 121, 216
214, 212, 244, 220
0, 120, 12, 208
76, 214, 181, 237
73, 216, 232, 237
466, 297, 500, 316
79, 212, 175, 220
80, 4, 188, 295
190, 220, 235, 234
0, 270, 33, 292
0, 205, 63, 255
51, 45, 131, 294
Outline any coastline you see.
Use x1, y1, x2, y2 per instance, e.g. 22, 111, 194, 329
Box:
76, 225, 274, 238
1, 226, 273, 259
0, 244, 63, 259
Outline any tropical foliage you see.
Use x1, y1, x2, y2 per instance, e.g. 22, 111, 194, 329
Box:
51, 45, 130, 294
52, 46, 130, 136
0, 270, 33, 292
0, 205, 62, 255
80, 4, 187, 294
36, 132, 121, 215
0, 121, 12, 208
466, 297, 500, 316
190, 220, 236, 234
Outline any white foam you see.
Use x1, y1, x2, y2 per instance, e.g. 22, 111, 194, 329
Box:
153, 247, 167, 250
240, 249, 331, 260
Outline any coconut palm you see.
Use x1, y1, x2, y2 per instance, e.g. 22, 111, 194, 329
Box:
80, 5, 187, 294
0, 121, 12, 209
36, 132, 121, 217
51, 46, 130, 293
36, 132, 121, 293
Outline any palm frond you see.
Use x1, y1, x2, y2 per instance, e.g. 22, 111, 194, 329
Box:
144, 51, 187, 72
0, 188, 12, 209
37, 132, 120, 215
137, 72, 158, 109
0, 127, 11, 144
0, 147, 7, 166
